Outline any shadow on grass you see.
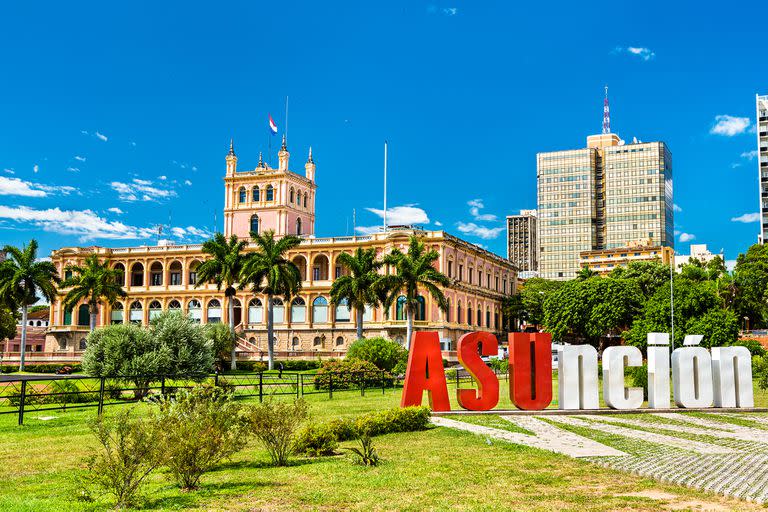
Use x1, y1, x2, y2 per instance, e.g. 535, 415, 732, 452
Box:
216, 456, 327, 471
138, 479, 284, 510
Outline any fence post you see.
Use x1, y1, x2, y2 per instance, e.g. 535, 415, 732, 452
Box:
97, 377, 105, 416
299, 374, 303, 397
455, 368, 459, 389
161, 376, 166, 396
18, 380, 27, 426
296, 373, 300, 399
382, 370, 386, 395
214, 370, 219, 387
259, 372, 263, 403
329, 373, 333, 400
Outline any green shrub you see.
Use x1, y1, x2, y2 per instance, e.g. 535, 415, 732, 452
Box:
51, 379, 98, 404
104, 382, 125, 400
487, 358, 508, 373
279, 360, 322, 371
325, 417, 358, 442
346, 337, 407, 372
203, 322, 235, 368
0, 363, 82, 374
313, 360, 390, 391
230, 361, 268, 372
730, 339, 766, 357
293, 422, 338, 456
627, 364, 649, 400
346, 435, 380, 466
83, 408, 162, 508
312, 406, 430, 443
154, 385, 249, 490
247, 399, 309, 466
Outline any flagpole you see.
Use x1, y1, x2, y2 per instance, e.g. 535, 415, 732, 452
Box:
383, 141, 388, 232
285, 96, 289, 145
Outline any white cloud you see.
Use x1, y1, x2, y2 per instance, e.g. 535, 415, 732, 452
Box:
3, 168, 14, 174
674, 229, 681, 236
673, 203, 682, 212
434, 220, 443, 226
443, 7, 457, 15
614, 46, 655, 61
67, 167, 80, 172
710, 115, 751, 136
80, 130, 89, 135
456, 222, 504, 240
467, 199, 497, 222
95, 131, 108, 142
129, 141, 136, 147
679, 232, 696, 242
0, 176, 76, 197
111, 178, 177, 202
741, 150, 758, 160
191, 166, 198, 172
33, 164, 39, 173
365, 205, 429, 226
355, 226, 381, 235
107, 207, 124, 214
74, 155, 86, 162
731, 212, 760, 223
158, 175, 167, 180
184, 180, 192, 186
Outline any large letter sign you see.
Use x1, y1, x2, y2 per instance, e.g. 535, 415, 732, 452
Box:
400, 331, 450, 411
558, 344, 599, 410
712, 346, 754, 408
456, 331, 499, 410
647, 332, 671, 409
672, 335, 713, 408
602, 346, 644, 410
508, 332, 552, 410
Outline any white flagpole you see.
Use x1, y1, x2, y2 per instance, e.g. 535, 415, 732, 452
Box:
285, 96, 289, 144
383, 141, 388, 232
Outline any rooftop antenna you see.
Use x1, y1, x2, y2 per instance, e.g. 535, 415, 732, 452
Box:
353, 208, 356, 237
602, 85, 611, 134
383, 141, 388, 232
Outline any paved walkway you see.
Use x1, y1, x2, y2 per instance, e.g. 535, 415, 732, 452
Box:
434, 411, 768, 504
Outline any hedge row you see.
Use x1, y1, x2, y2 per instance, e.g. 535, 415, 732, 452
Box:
0, 363, 82, 374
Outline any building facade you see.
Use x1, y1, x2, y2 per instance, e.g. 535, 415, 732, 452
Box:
42, 141, 517, 361
537, 131, 673, 280
757, 95, 768, 243
506, 210, 538, 275
674, 243, 720, 270
579, 239, 673, 275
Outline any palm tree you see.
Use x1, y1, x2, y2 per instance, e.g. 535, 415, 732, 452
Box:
576, 266, 598, 280
61, 254, 127, 332
0, 240, 60, 371
378, 235, 450, 349
195, 233, 248, 370
330, 247, 384, 340
239, 230, 302, 370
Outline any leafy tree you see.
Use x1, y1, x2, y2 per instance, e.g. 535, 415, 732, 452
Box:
239, 230, 302, 370
0, 307, 16, 342
518, 278, 563, 326
203, 322, 235, 370
0, 240, 60, 371
149, 311, 216, 375
346, 336, 407, 372
544, 278, 641, 349
60, 254, 126, 332
733, 244, 768, 329
378, 236, 450, 348
28, 304, 49, 314
684, 308, 739, 349
330, 247, 384, 340
609, 260, 670, 300
195, 233, 248, 370
576, 266, 598, 280
501, 293, 526, 331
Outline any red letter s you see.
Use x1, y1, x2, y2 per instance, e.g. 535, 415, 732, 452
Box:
456, 331, 499, 411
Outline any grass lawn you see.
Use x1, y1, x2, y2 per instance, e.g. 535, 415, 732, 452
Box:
1, 381, 766, 511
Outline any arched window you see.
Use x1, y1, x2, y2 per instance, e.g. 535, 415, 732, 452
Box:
188, 261, 199, 285
292, 255, 307, 281
187, 299, 202, 323
297, 191, 302, 206
207, 299, 222, 323
248, 298, 263, 324
250, 215, 259, 234
272, 298, 284, 324
415, 296, 426, 321
467, 304, 472, 326
457, 301, 462, 324
113, 263, 126, 286
291, 297, 306, 323
64, 306, 72, 325
313, 336, 322, 347
149, 300, 162, 320
395, 296, 407, 321
477, 307, 482, 327
150, 262, 163, 286
445, 298, 451, 323
168, 300, 181, 311
129, 301, 143, 324
335, 298, 350, 322
79, 339, 87, 350
77, 304, 90, 326
292, 336, 300, 349
130, 262, 144, 287
111, 302, 124, 325
312, 255, 329, 280
252, 186, 260, 201
238, 187, 246, 203
266, 185, 274, 201
335, 336, 344, 347
289, 188, 295, 203
486, 309, 491, 329
168, 261, 182, 285
296, 218, 302, 235
312, 296, 328, 323
303, 194, 307, 208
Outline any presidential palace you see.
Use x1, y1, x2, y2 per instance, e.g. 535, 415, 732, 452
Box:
39, 139, 517, 361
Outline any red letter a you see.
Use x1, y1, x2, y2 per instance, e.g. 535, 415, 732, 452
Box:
401, 331, 451, 411
508, 332, 552, 410
457, 331, 499, 411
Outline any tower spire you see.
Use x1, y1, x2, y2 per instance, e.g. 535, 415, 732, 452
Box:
281, 133, 287, 151
602, 85, 611, 134
228, 138, 235, 156
307, 146, 314, 163
258, 151, 265, 168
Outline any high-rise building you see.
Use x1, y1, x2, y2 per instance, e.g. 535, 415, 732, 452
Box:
537, 92, 674, 280
757, 95, 768, 243
506, 210, 538, 276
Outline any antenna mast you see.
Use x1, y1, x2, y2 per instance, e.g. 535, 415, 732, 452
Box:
602, 85, 611, 134
383, 141, 388, 232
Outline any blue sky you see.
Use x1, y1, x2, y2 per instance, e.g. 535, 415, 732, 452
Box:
0, 1, 765, 267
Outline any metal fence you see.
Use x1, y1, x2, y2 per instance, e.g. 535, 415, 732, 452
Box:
0, 370, 401, 425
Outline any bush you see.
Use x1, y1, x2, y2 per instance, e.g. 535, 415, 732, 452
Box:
203, 322, 235, 369
84, 408, 162, 508
0, 363, 82, 374
313, 360, 390, 391
487, 358, 508, 373
346, 337, 407, 372
325, 417, 358, 442
346, 435, 380, 466
309, 407, 431, 444
247, 399, 309, 466
154, 385, 249, 490
627, 364, 649, 400
230, 361, 268, 372
293, 422, 338, 456
51, 379, 98, 404
730, 339, 766, 357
